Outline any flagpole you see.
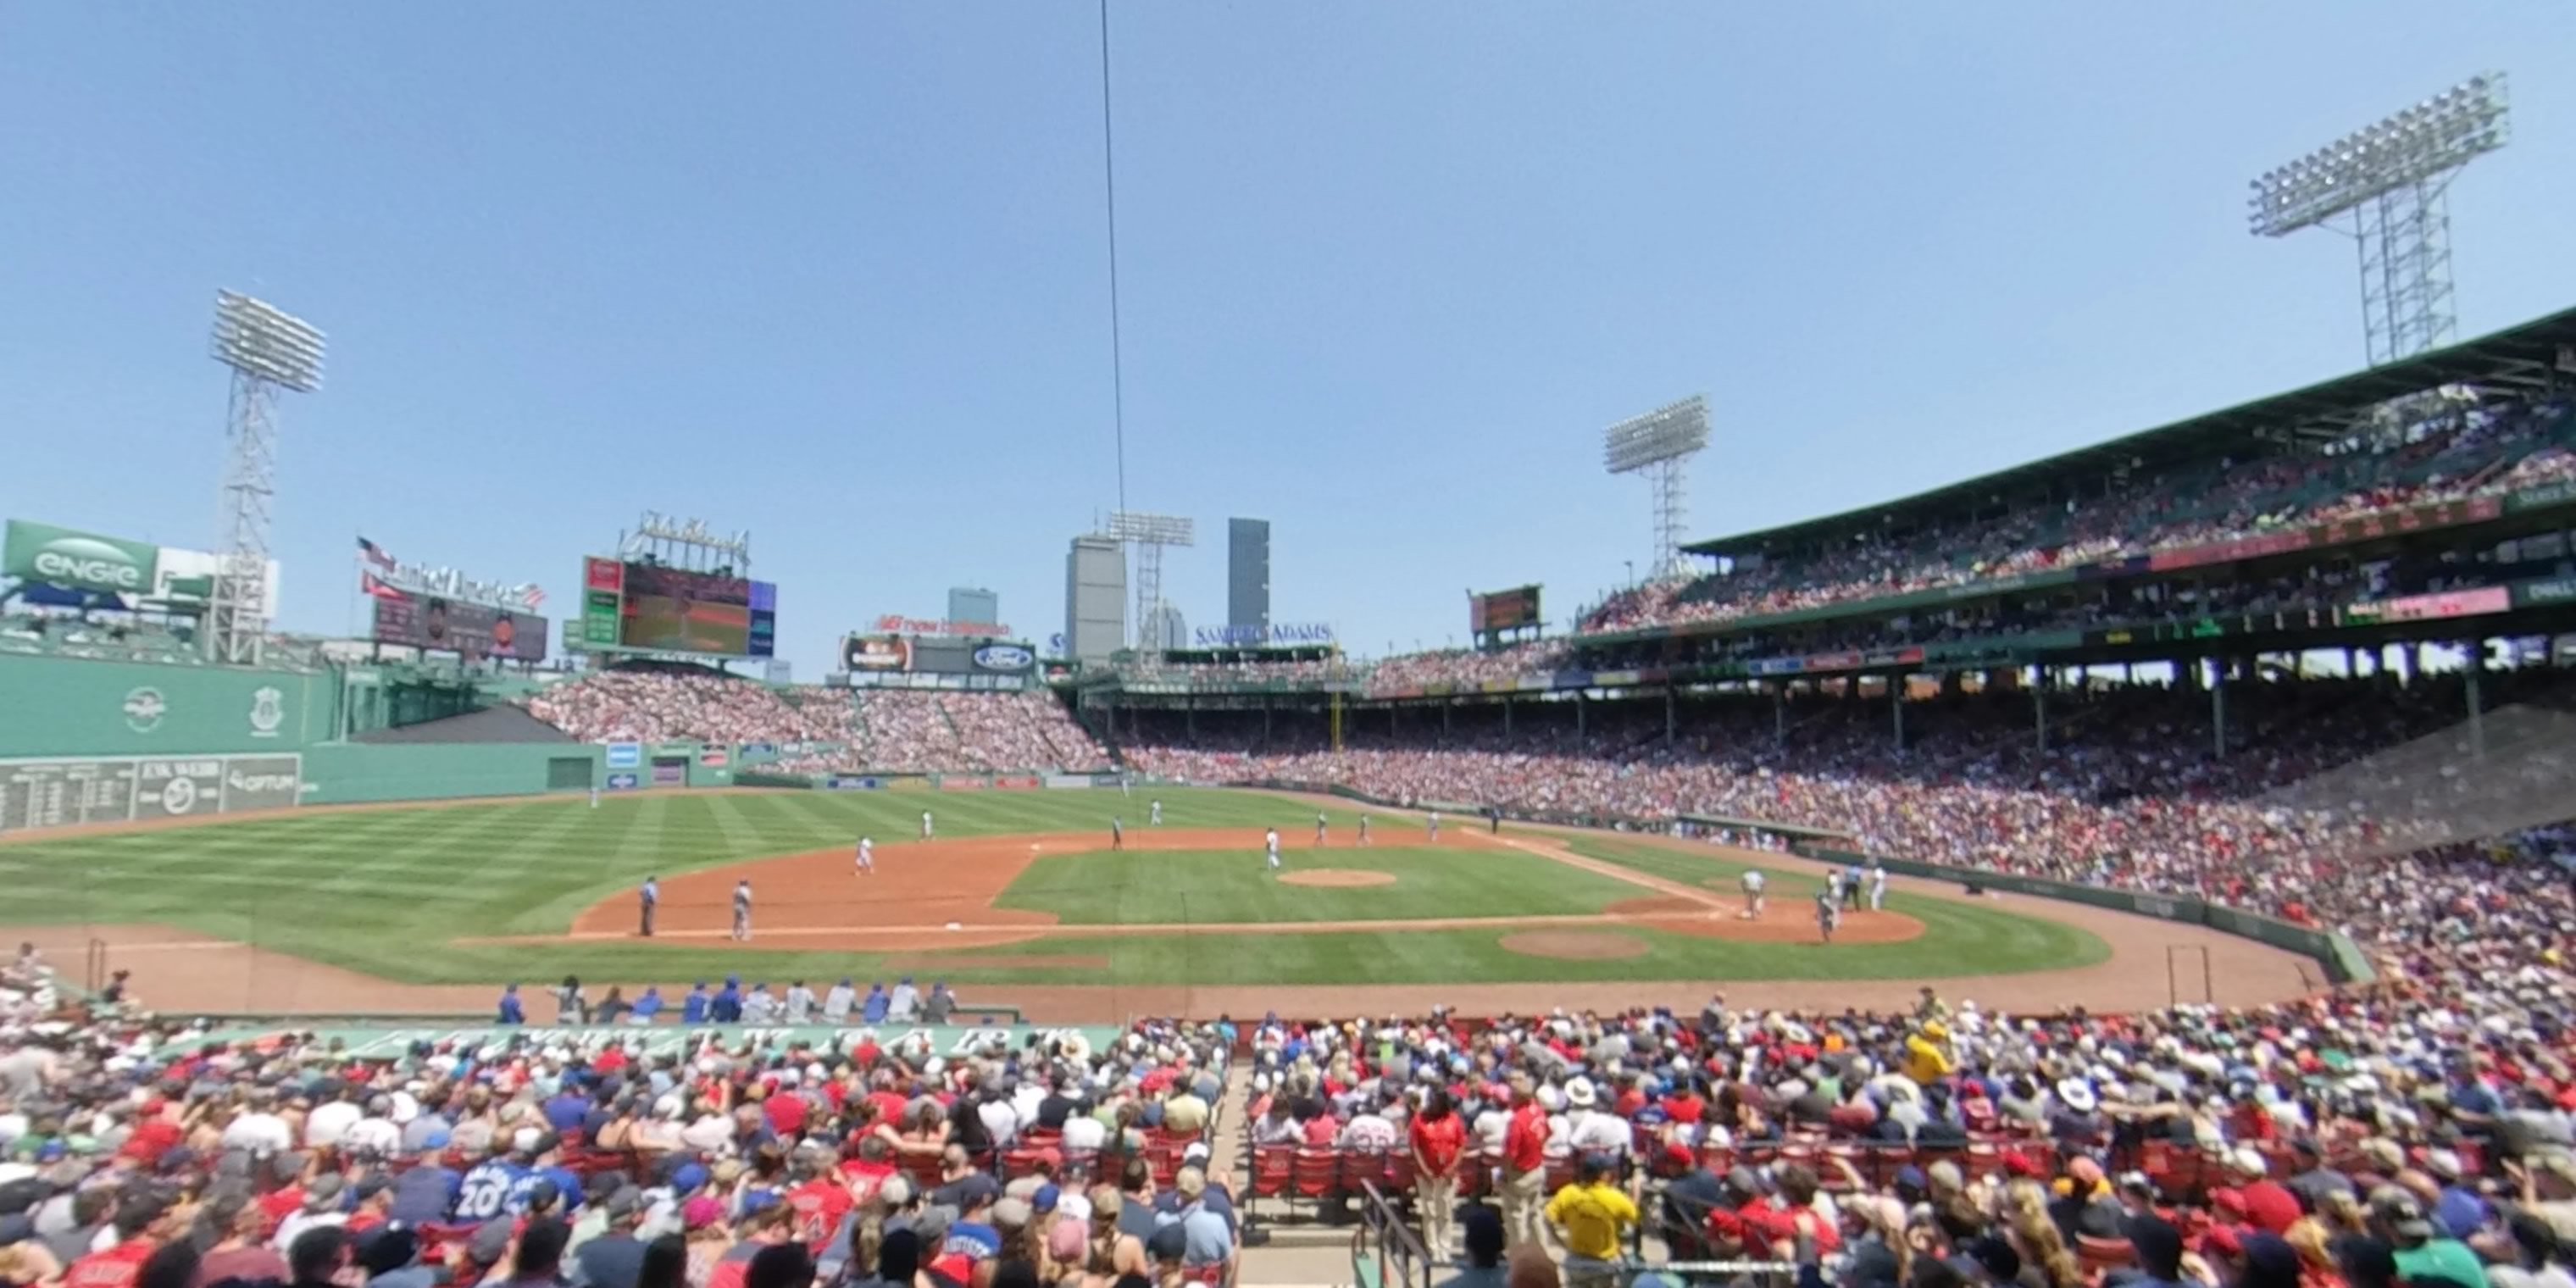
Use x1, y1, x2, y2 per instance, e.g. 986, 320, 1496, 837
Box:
347, 534, 359, 640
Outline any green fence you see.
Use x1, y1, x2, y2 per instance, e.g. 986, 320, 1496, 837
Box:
298, 741, 607, 805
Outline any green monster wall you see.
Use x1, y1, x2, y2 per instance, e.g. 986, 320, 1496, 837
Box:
0, 653, 339, 758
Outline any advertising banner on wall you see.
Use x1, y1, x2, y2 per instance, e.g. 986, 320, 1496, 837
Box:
3, 520, 159, 597
604, 743, 641, 769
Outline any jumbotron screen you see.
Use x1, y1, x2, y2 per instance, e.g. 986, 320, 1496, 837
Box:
1471, 585, 1541, 633
584, 558, 776, 658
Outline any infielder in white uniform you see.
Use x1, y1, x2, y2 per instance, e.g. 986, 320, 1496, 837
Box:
1428, 810, 1441, 841
732, 880, 754, 941
1868, 861, 1889, 911
1150, 800, 1163, 826
920, 810, 935, 841
1825, 869, 1844, 908
1740, 869, 1767, 919
855, 836, 874, 876
1357, 816, 1371, 847
1314, 812, 1328, 845
1264, 827, 1281, 872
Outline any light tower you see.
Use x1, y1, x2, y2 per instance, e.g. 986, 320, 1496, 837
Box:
2248, 74, 2510, 367
207, 291, 325, 665
1105, 510, 1193, 651
1602, 394, 1709, 580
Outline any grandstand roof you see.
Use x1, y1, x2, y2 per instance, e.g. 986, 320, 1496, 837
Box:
1686, 303, 2576, 558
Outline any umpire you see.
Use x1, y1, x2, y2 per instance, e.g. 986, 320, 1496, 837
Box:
639, 875, 658, 937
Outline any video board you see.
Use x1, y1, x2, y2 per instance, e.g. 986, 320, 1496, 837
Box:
580, 558, 776, 658
371, 586, 547, 662
839, 633, 1035, 691
1470, 585, 1542, 633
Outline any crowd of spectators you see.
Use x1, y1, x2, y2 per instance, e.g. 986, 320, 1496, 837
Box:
1126, 670, 2574, 919
0, 969, 1251, 1288
1109, 656, 1351, 685
1571, 399, 2576, 637
525, 669, 855, 747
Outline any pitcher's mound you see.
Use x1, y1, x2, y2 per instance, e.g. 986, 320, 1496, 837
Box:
1281, 869, 1397, 888
1499, 930, 1649, 961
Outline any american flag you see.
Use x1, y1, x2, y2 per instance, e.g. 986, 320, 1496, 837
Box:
357, 536, 396, 570
359, 571, 405, 602
524, 586, 547, 608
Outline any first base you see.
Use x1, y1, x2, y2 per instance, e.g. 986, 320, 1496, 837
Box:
945, 921, 963, 930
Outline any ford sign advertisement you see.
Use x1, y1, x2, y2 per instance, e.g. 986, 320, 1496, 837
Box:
973, 644, 1035, 674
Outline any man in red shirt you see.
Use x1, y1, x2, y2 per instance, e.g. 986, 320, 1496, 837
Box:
786, 1149, 855, 1253
1409, 1088, 1468, 1259
1500, 1072, 1549, 1248
65, 1195, 183, 1288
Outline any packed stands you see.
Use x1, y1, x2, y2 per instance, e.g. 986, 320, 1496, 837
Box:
848, 690, 1110, 773
523, 666, 854, 746
1586, 397, 2576, 636
1127, 671, 2572, 913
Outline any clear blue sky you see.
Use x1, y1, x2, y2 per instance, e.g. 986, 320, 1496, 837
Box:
5, 4, 2575, 677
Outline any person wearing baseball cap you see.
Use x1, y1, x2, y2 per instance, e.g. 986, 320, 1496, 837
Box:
2370, 1186, 2484, 1288
1543, 1154, 1639, 1288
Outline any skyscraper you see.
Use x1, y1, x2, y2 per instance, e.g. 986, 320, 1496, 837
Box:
947, 586, 998, 630
1063, 536, 1125, 664
1228, 518, 1270, 637
1143, 602, 1189, 651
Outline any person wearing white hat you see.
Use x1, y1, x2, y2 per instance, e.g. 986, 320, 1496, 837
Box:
1563, 1079, 1629, 1158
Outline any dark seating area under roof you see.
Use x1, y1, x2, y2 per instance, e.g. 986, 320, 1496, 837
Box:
1686, 303, 2576, 561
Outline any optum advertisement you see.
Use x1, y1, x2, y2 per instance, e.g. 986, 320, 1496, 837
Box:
3, 520, 159, 597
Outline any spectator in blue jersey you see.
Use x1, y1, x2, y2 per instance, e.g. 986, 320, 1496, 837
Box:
508, 1133, 586, 1219
860, 984, 889, 1024
681, 983, 711, 1025
711, 977, 744, 1024
631, 986, 665, 1025
497, 984, 526, 1025
455, 1144, 530, 1224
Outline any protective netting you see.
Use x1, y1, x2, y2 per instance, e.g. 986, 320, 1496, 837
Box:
2256, 697, 2576, 855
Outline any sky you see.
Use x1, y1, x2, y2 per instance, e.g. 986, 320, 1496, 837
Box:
6, 4, 2576, 679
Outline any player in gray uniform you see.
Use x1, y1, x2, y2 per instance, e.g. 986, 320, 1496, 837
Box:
731, 880, 753, 941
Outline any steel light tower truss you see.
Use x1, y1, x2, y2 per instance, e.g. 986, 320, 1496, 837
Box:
2248, 74, 2510, 367
207, 291, 325, 665
1105, 510, 1194, 651
1602, 395, 1710, 579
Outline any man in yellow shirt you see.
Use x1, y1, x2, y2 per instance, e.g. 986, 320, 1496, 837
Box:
1544, 1154, 1639, 1288
1903, 1020, 1953, 1085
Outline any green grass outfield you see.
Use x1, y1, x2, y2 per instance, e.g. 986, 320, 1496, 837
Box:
0, 788, 2106, 987
993, 846, 1646, 924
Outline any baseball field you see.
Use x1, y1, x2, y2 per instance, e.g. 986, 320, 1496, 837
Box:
0, 786, 2323, 1019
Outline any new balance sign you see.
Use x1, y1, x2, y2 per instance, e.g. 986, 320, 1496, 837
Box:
3, 520, 160, 595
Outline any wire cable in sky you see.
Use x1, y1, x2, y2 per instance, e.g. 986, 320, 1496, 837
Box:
1097, 0, 1129, 516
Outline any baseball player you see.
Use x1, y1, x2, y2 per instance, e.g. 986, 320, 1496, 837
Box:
1315, 812, 1328, 845
1264, 827, 1281, 872
1816, 889, 1841, 945
590, 785, 600, 809
1121, 774, 1133, 798
638, 875, 658, 938
855, 836, 874, 876
1740, 869, 1767, 919
1845, 861, 1866, 910
731, 880, 753, 941
1357, 815, 1371, 847
1868, 860, 1889, 912
920, 810, 935, 841
1428, 810, 1441, 841
1111, 817, 1124, 851
1825, 868, 1845, 909
1150, 799, 1163, 827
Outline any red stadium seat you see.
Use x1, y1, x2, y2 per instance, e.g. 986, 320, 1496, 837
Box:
1251, 1146, 1293, 1199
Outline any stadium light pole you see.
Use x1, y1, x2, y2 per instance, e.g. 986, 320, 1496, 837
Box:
208, 291, 325, 666
1603, 395, 1710, 580
1105, 510, 1194, 651
2248, 74, 2509, 367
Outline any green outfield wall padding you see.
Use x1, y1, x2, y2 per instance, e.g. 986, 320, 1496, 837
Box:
0, 653, 339, 758
299, 741, 603, 805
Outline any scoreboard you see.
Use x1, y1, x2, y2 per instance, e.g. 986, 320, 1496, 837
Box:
581, 558, 777, 658
1470, 585, 1542, 634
